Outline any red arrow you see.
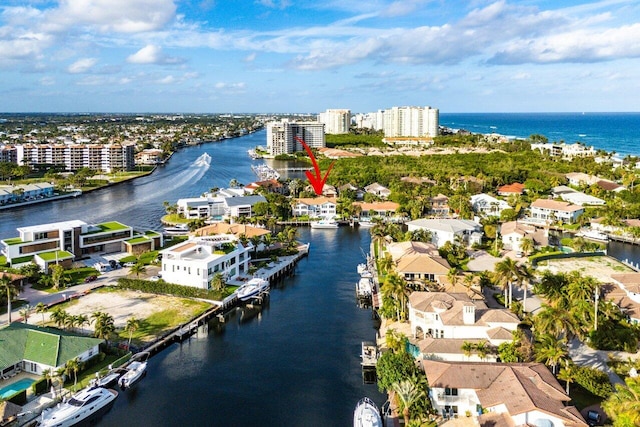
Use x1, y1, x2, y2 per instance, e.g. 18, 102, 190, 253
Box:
294, 136, 335, 196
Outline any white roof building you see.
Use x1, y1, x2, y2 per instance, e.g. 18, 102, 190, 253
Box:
469, 193, 511, 217
406, 219, 482, 248
160, 235, 251, 288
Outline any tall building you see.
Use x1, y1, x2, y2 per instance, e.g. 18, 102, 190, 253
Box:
318, 109, 351, 134
266, 120, 325, 156
14, 143, 136, 172
383, 106, 439, 137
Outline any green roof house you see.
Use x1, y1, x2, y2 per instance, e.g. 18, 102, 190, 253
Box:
0, 323, 103, 377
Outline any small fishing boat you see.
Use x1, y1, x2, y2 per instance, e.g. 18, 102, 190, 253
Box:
38, 386, 118, 427
92, 369, 123, 389
237, 277, 270, 301
119, 353, 150, 390
353, 397, 383, 427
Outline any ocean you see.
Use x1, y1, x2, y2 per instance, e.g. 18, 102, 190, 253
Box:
439, 112, 640, 157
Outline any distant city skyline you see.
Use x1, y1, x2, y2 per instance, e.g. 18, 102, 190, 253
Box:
2, 0, 639, 113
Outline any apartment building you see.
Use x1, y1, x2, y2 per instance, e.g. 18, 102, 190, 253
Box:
14, 143, 135, 172
266, 120, 325, 155
317, 109, 351, 134
383, 106, 439, 138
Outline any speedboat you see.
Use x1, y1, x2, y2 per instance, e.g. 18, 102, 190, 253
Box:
237, 277, 270, 301
310, 219, 339, 229
577, 229, 609, 242
38, 386, 118, 427
118, 359, 148, 390
357, 278, 372, 297
353, 397, 382, 427
92, 370, 123, 389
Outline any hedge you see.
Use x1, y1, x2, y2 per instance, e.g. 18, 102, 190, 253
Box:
572, 366, 613, 398
116, 278, 230, 300
31, 378, 48, 395
7, 389, 27, 406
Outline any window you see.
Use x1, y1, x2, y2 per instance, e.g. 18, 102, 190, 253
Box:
445, 388, 458, 396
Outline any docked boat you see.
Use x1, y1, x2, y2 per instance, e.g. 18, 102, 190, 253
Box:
353, 397, 383, 427
92, 370, 123, 389
577, 229, 609, 242
118, 354, 149, 390
38, 386, 118, 427
357, 219, 375, 228
237, 277, 270, 301
163, 223, 190, 236
356, 277, 373, 297
360, 342, 378, 367
310, 219, 339, 229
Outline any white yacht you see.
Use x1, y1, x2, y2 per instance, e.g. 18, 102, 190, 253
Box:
38, 386, 118, 427
163, 223, 189, 236
237, 277, 270, 301
310, 218, 339, 229
353, 397, 382, 427
356, 277, 372, 297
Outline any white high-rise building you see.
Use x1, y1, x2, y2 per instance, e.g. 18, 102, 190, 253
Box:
266, 120, 325, 156
383, 106, 439, 137
318, 109, 351, 134
354, 110, 385, 131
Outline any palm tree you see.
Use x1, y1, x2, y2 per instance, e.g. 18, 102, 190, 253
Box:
35, 302, 47, 326
19, 305, 31, 324
534, 334, 568, 374
475, 341, 489, 361
42, 368, 54, 389
125, 317, 140, 349
50, 308, 68, 329
533, 304, 577, 341
461, 341, 475, 360
381, 273, 407, 321
0, 274, 17, 324
602, 376, 640, 427
210, 273, 226, 292
93, 312, 115, 345
520, 237, 534, 256
378, 253, 394, 275
249, 235, 262, 257
557, 361, 577, 395
75, 314, 89, 334
50, 264, 66, 290
129, 263, 147, 278
64, 358, 81, 390
262, 233, 273, 249
447, 268, 460, 289
493, 258, 518, 308
392, 379, 425, 426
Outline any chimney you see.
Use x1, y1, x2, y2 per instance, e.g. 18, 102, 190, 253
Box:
463, 304, 476, 325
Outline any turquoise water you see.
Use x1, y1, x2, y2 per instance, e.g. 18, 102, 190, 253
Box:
0, 377, 35, 399
440, 112, 640, 156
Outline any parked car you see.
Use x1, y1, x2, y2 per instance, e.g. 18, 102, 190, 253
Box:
149, 276, 160, 281
84, 275, 98, 283
586, 410, 601, 426
123, 262, 136, 267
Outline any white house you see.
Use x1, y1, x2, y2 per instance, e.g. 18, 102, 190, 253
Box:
529, 199, 584, 223
160, 235, 252, 288
408, 292, 519, 345
291, 197, 337, 218
500, 221, 548, 252
363, 182, 391, 199
176, 194, 267, 220
406, 219, 482, 248
469, 193, 510, 217
422, 360, 587, 425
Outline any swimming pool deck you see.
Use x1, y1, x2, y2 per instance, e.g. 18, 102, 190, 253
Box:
0, 372, 40, 398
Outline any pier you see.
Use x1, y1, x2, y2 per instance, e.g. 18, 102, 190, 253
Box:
608, 234, 640, 246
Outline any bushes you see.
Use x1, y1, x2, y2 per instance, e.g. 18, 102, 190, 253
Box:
116, 277, 229, 300
32, 378, 48, 395
589, 321, 639, 352
572, 366, 613, 398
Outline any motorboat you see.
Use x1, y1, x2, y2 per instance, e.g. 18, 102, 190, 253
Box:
360, 342, 378, 367
358, 219, 375, 228
92, 369, 123, 389
353, 397, 383, 427
310, 219, 339, 229
357, 277, 372, 297
38, 386, 118, 427
577, 229, 609, 242
118, 354, 149, 390
237, 277, 270, 301
193, 152, 212, 167
163, 223, 190, 236
357, 263, 372, 278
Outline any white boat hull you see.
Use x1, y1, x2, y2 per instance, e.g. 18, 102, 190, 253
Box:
354, 397, 382, 427
39, 387, 118, 427
119, 361, 147, 390
310, 220, 339, 229
237, 278, 270, 301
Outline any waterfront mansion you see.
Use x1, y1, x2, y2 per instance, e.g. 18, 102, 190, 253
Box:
160, 234, 252, 288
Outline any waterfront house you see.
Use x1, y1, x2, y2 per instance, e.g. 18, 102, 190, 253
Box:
497, 182, 525, 196
408, 292, 519, 344
422, 360, 587, 425
122, 231, 164, 256
176, 194, 267, 220
469, 193, 511, 217
0, 323, 103, 377
529, 199, 584, 224
338, 183, 365, 200
135, 148, 163, 165
160, 235, 251, 288
500, 221, 548, 253
552, 186, 606, 206
607, 273, 640, 324
0, 220, 159, 268
418, 338, 498, 363
385, 241, 450, 283
352, 201, 400, 220
531, 142, 596, 159
565, 172, 598, 187
364, 182, 391, 199
291, 197, 337, 218
244, 179, 286, 195
406, 219, 482, 248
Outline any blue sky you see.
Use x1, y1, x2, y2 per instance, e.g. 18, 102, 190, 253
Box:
1, 0, 639, 113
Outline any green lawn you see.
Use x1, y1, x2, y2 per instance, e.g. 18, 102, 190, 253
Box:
569, 384, 603, 410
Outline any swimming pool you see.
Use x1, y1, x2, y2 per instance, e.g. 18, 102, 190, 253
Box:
0, 378, 36, 399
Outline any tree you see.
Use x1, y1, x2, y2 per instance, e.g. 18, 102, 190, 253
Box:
493, 257, 522, 309
602, 376, 640, 427
381, 273, 408, 321
19, 305, 31, 324
125, 317, 140, 349
50, 264, 66, 290
520, 237, 534, 256
378, 253, 394, 275
210, 273, 226, 292
393, 379, 425, 426
557, 361, 577, 395
35, 302, 47, 326
50, 308, 68, 329
129, 263, 147, 278
534, 334, 568, 374
75, 314, 89, 333
64, 357, 81, 390
93, 312, 115, 345
461, 341, 475, 360
0, 274, 17, 325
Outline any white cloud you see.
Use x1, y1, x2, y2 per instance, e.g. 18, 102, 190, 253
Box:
67, 58, 97, 74
243, 52, 257, 62
157, 75, 176, 84
127, 45, 185, 65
